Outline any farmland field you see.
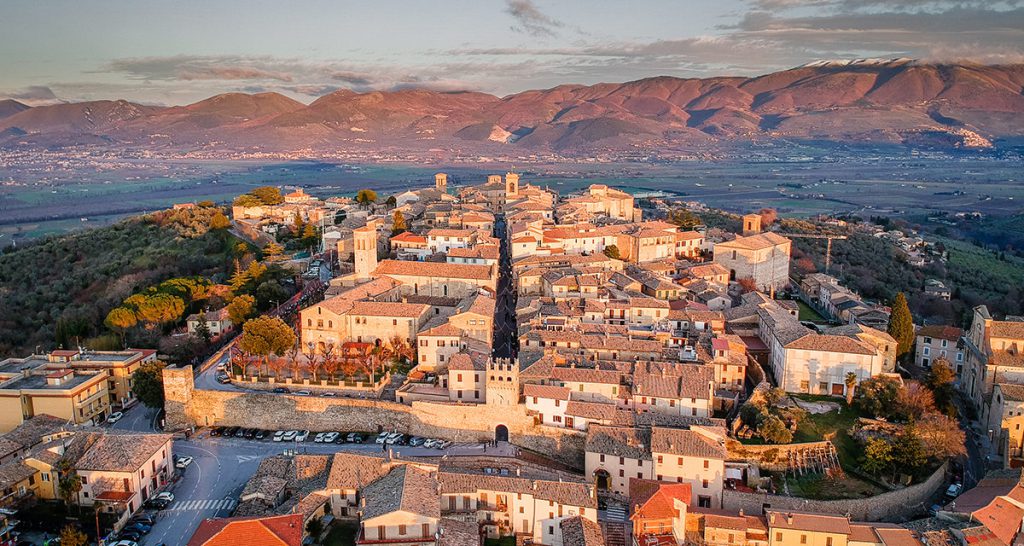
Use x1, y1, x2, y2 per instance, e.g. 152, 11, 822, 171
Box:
1, 151, 1022, 241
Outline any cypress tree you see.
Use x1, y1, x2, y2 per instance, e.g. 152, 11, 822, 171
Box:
888, 292, 915, 361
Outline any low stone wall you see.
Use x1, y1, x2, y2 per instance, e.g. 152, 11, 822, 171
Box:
229, 371, 389, 396
726, 439, 833, 472
163, 366, 585, 465
722, 462, 948, 522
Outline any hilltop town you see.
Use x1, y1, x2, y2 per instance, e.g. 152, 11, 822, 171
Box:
0, 172, 1022, 546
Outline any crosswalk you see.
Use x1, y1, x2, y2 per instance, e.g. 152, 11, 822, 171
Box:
168, 499, 237, 512
603, 504, 627, 522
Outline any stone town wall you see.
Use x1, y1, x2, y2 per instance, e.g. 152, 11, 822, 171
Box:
721, 462, 948, 522
164, 368, 585, 465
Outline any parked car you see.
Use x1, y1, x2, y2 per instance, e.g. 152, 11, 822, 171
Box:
294, 390, 312, 396
255, 429, 268, 440
118, 530, 143, 542
216, 374, 231, 384
272, 430, 286, 442
107, 412, 124, 424
423, 438, 440, 449
407, 436, 427, 447
175, 456, 194, 469
234, 427, 247, 438
385, 432, 405, 445
130, 514, 156, 526
272, 387, 289, 394
224, 426, 240, 437
125, 522, 151, 534
323, 432, 340, 443
375, 431, 390, 444
244, 428, 257, 439
282, 430, 298, 441
112, 541, 139, 546
155, 491, 174, 503
321, 392, 338, 397
313, 432, 327, 443
436, 440, 453, 450
209, 427, 222, 437
945, 483, 963, 500
296, 430, 310, 442
346, 432, 365, 444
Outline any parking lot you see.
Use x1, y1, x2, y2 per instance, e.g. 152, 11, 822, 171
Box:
100, 401, 500, 546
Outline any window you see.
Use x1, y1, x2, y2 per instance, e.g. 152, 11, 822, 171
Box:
698, 495, 711, 508
399, 525, 406, 535
81, 476, 87, 485
657, 455, 663, 463
393, 319, 397, 326
776, 533, 783, 542
704, 459, 709, 469
600, 454, 605, 463
826, 538, 833, 546
924, 336, 932, 344
800, 535, 807, 544
702, 479, 709, 488
619, 469, 625, 478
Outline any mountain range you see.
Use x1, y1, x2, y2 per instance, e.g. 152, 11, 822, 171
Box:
2, 59, 1023, 155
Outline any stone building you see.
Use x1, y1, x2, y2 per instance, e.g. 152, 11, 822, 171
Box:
713, 232, 791, 293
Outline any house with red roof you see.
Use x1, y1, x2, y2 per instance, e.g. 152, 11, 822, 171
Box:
629, 478, 691, 544
187, 514, 304, 546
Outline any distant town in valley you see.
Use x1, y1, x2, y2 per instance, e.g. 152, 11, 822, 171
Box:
0, 169, 1021, 546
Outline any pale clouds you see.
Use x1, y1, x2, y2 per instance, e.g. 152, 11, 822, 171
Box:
504, 0, 564, 37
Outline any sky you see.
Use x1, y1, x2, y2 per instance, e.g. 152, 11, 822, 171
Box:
1, 0, 1022, 106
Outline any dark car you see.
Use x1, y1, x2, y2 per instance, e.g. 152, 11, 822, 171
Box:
118, 529, 143, 541
234, 427, 246, 438
130, 514, 156, 526
125, 522, 151, 534
243, 428, 257, 439
209, 427, 222, 437
272, 387, 289, 394
223, 426, 240, 437
254, 429, 268, 440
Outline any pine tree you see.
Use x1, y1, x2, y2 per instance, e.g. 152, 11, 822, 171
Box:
887, 292, 915, 361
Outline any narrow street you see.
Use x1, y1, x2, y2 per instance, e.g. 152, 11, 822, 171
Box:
492, 214, 518, 360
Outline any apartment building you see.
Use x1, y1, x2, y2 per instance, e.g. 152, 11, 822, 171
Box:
0, 369, 110, 433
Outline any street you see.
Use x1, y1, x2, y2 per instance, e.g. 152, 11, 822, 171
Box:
109, 403, 496, 545
492, 214, 518, 360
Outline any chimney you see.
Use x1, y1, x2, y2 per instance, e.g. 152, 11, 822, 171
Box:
739, 509, 744, 517
787, 514, 793, 525
769, 514, 775, 524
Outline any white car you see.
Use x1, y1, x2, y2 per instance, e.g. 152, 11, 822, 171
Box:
375, 431, 390, 444
295, 430, 310, 442
107, 412, 124, 424
423, 438, 440, 449
385, 432, 404, 445
323, 432, 340, 443
313, 432, 326, 443
175, 456, 194, 469
113, 541, 139, 546
282, 430, 298, 441
294, 390, 311, 396
272, 430, 285, 442
154, 491, 174, 503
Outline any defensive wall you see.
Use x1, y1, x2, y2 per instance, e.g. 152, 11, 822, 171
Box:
163, 366, 586, 465
721, 461, 948, 522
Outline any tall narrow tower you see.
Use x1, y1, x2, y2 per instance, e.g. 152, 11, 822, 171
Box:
505, 172, 520, 199
435, 172, 448, 193
742, 213, 762, 236
353, 225, 378, 281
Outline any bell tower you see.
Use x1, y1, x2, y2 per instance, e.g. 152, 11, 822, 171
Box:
742, 213, 762, 235
353, 225, 378, 281
486, 357, 520, 406
435, 172, 448, 193
505, 172, 520, 199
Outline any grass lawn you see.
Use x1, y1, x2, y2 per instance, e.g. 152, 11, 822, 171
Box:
796, 301, 829, 323
485, 538, 517, 546
323, 523, 359, 546
784, 395, 887, 499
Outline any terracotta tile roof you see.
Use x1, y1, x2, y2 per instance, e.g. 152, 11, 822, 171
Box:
325, 452, 390, 491
785, 333, 877, 355
439, 470, 595, 508
316, 276, 402, 314
74, 432, 172, 472
447, 353, 486, 371
428, 228, 477, 238
875, 527, 924, 546
438, 518, 482, 546
187, 514, 304, 546
704, 513, 749, 531
765, 510, 852, 535
419, 322, 463, 337
991, 321, 1024, 340
448, 246, 499, 259
972, 496, 1024, 544
361, 465, 440, 521
633, 363, 714, 400
0, 460, 37, 490
629, 478, 690, 521
650, 427, 726, 459
375, 259, 494, 280
348, 301, 429, 318
715, 232, 790, 251
585, 425, 651, 461
561, 516, 605, 546
553, 366, 621, 385
565, 400, 618, 421
997, 384, 1024, 402
957, 525, 1004, 546
1, 414, 72, 450
917, 325, 963, 341
524, 384, 570, 400
390, 231, 427, 244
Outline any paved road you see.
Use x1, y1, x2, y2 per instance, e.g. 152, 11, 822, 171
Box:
108, 403, 494, 545
492, 215, 518, 360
